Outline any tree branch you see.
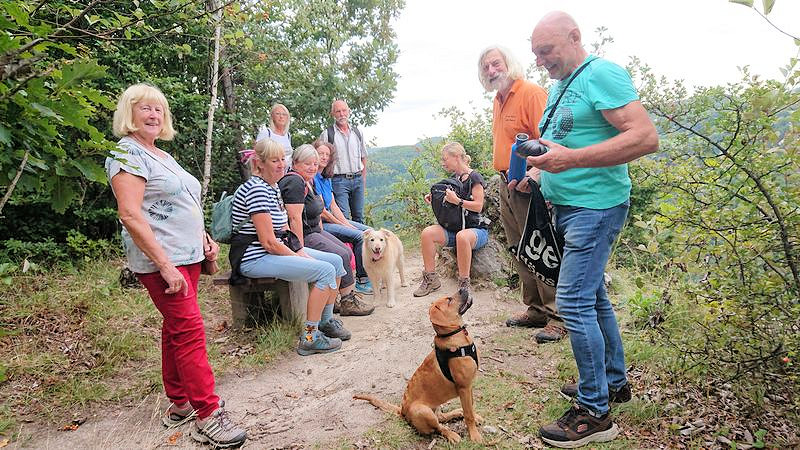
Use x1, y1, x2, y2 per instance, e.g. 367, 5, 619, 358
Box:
0, 149, 30, 216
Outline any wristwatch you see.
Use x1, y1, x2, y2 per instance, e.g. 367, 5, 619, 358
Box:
458, 199, 464, 208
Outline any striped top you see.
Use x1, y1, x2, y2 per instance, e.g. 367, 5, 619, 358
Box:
232, 175, 288, 263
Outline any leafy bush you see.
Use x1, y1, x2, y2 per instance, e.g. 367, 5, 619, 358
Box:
0, 239, 68, 266
633, 60, 799, 400
0, 231, 120, 267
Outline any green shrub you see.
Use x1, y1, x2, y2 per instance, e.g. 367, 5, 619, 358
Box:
0, 231, 121, 266
634, 61, 800, 404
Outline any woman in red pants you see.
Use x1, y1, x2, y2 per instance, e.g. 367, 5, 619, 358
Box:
106, 83, 246, 448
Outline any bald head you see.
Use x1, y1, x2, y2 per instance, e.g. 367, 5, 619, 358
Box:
535, 11, 580, 38
531, 11, 587, 81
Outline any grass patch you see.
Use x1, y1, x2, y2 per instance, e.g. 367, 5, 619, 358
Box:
0, 255, 298, 435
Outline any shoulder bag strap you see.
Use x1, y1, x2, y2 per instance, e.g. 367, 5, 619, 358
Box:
540, 56, 597, 135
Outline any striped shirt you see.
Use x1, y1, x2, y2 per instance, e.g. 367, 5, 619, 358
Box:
232, 175, 288, 263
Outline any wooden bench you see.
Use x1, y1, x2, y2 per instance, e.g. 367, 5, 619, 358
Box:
213, 271, 308, 328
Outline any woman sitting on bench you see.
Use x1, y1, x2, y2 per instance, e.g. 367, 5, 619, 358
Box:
312, 139, 373, 294
231, 138, 350, 356
279, 144, 375, 317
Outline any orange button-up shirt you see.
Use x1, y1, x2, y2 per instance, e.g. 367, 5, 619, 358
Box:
492, 79, 548, 171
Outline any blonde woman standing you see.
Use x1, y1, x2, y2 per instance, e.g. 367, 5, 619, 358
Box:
106, 83, 247, 447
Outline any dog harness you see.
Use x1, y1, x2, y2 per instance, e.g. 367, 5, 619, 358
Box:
434, 326, 479, 383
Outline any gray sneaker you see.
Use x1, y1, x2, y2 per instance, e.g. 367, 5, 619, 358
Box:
297, 331, 343, 356
190, 402, 247, 448
413, 271, 441, 297
319, 318, 352, 341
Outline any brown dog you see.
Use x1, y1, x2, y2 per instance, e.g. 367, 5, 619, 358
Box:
354, 288, 482, 443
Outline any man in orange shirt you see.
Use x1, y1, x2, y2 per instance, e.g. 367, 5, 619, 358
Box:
478, 45, 565, 343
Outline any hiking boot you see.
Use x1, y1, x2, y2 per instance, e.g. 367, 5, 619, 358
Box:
339, 292, 375, 316
413, 271, 441, 297
534, 324, 568, 344
162, 402, 196, 428
296, 330, 343, 356
505, 311, 547, 328
190, 401, 247, 448
560, 382, 632, 404
458, 277, 471, 291
319, 318, 352, 341
539, 404, 619, 448
355, 278, 373, 295
333, 294, 341, 314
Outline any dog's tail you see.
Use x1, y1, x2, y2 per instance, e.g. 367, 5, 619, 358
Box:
353, 394, 401, 415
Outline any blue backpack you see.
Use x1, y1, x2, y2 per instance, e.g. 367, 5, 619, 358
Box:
210, 189, 248, 244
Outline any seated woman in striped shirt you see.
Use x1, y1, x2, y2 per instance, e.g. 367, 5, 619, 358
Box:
229, 138, 350, 356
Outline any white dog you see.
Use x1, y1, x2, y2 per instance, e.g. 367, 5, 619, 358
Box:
362, 228, 407, 307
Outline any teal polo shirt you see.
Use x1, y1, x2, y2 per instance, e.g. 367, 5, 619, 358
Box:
539, 56, 639, 209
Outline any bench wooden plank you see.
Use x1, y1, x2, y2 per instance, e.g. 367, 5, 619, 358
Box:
212, 270, 306, 327
213, 270, 278, 286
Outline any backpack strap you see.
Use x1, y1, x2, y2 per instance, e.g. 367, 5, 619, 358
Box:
326, 125, 335, 145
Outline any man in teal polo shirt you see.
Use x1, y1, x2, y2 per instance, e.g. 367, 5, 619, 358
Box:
525, 11, 659, 448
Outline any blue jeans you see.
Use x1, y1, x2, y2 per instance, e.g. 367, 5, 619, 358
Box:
331, 174, 365, 223
444, 227, 489, 250
323, 220, 371, 279
239, 247, 346, 291
554, 201, 629, 416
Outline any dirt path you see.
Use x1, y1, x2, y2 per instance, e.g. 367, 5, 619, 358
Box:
12, 253, 523, 449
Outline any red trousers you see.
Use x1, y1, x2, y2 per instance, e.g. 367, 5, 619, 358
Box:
137, 263, 220, 418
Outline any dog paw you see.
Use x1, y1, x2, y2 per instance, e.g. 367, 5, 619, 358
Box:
387, 301, 396, 308
442, 431, 461, 444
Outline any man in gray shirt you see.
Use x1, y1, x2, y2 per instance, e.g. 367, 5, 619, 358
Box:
320, 99, 367, 224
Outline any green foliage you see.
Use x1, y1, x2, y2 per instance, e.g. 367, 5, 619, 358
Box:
218, 0, 403, 147
437, 105, 494, 177
0, 238, 68, 265
376, 104, 495, 231
0, 0, 220, 214
1, 0, 405, 259
372, 152, 436, 230
630, 54, 800, 398
0, 230, 119, 266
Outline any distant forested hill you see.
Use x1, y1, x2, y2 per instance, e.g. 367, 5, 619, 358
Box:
364, 138, 442, 226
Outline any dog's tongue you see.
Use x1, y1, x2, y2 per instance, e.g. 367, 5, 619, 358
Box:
372, 250, 382, 259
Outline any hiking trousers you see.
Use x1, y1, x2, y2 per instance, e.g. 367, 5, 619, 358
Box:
499, 180, 561, 326
137, 263, 220, 419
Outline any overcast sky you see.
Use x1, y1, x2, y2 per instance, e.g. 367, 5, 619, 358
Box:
362, 0, 799, 148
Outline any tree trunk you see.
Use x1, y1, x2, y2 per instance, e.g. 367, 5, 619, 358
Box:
201, 0, 222, 203
219, 47, 248, 181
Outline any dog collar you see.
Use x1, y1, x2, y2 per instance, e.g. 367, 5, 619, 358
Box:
436, 325, 467, 338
